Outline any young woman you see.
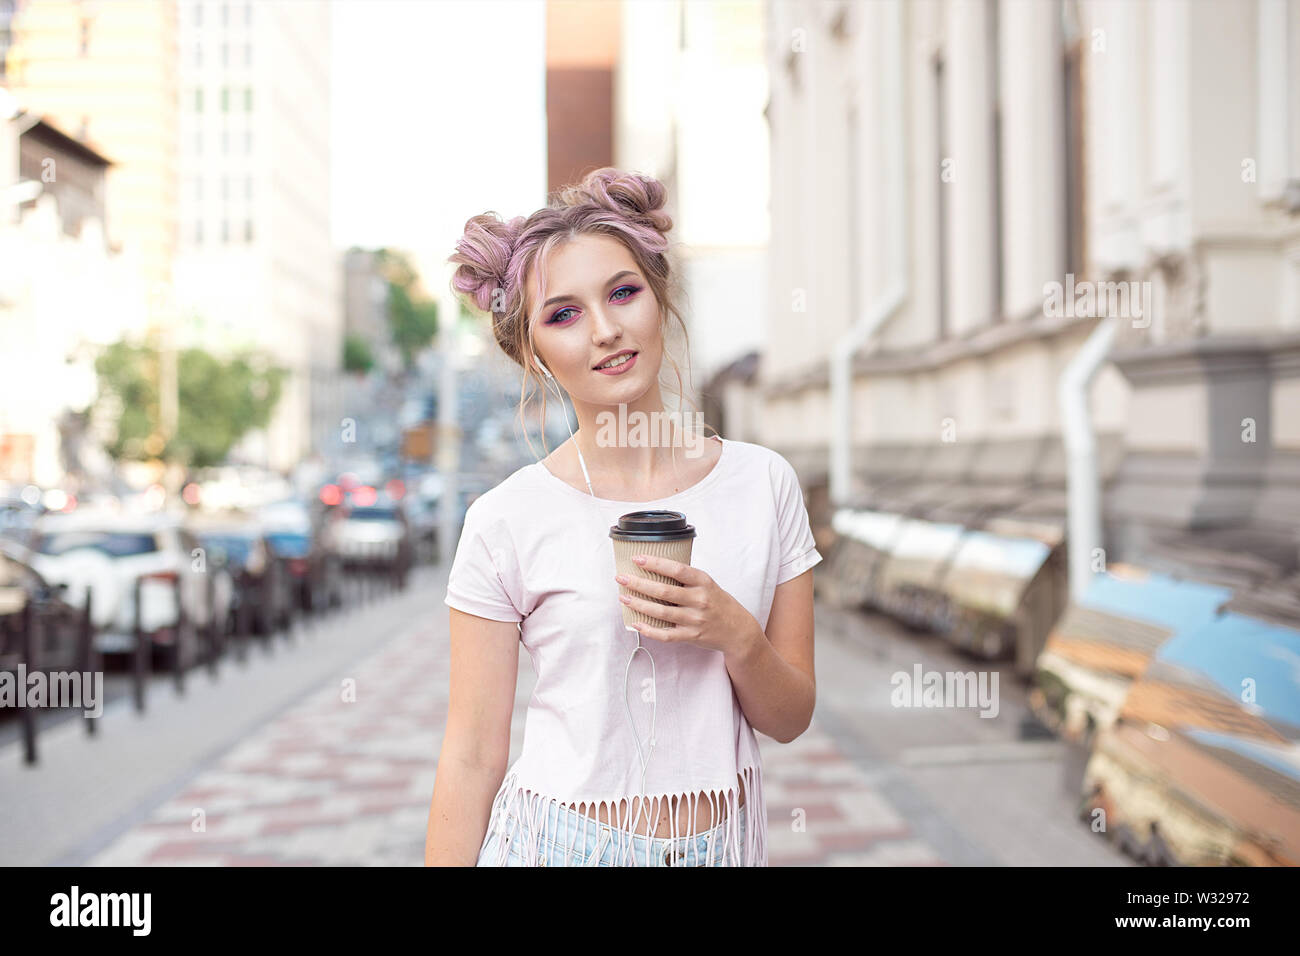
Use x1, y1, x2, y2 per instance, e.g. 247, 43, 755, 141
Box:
424, 168, 821, 867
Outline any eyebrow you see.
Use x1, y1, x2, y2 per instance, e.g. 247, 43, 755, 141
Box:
539, 271, 638, 311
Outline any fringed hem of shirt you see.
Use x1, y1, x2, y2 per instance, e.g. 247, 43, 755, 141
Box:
483, 762, 767, 867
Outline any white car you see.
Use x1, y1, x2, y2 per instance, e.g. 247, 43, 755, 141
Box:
28, 509, 232, 669
335, 500, 410, 568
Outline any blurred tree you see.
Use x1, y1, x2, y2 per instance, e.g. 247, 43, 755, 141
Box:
92, 340, 287, 468
375, 247, 439, 372
343, 332, 374, 375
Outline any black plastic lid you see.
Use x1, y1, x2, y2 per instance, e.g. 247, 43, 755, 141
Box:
609, 510, 696, 542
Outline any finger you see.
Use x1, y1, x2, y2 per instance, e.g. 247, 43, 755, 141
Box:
628, 617, 682, 642
620, 592, 688, 625
633, 554, 704, 586
615, 572, 686, 602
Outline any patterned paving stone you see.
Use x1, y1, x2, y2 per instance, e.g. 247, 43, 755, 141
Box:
84, 600, 946, 867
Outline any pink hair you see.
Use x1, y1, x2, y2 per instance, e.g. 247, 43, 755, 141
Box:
447, 166, 713, 457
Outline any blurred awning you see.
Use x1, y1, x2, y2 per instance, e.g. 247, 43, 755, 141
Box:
1088, 606, 1300, 865
943, 530, 1054, 619
878, 517, 966, 591
1032, 566, 1236, 741
828, 505, 1067, 671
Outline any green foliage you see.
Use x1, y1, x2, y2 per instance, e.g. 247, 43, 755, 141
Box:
375, 247, 438, 371
343, 333, 374, 374
93, 340, 157, 461
93, 338, 287, 468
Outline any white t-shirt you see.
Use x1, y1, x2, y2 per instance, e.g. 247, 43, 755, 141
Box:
444, 436, 822, 865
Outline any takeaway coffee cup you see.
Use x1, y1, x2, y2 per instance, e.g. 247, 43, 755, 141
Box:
609, 510, 696, 631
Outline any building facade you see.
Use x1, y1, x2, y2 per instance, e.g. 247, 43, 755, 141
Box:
761, 0, 1299, 590
5, 0, 179, 301
0, 98, 133, 489
174, 0, 341, 473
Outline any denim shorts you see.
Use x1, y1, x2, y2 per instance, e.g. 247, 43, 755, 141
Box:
476, 798, 748, 867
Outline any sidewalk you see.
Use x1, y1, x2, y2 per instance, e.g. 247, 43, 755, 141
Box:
42, 565, 947, 866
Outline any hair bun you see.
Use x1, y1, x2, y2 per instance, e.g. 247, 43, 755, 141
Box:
552, 167, 673, 236
448, 212, 525, 315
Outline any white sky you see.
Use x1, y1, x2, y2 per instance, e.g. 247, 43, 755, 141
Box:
330, 0, 549, 298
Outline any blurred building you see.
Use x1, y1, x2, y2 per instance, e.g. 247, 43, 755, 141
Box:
173, 0, 342, 474
546, 0, 617, 192
4, 0, 179, 299
343, 247, 400, 377
0, 96, 134, 489
760, 0, 1299, 592
559, 0, 770, 436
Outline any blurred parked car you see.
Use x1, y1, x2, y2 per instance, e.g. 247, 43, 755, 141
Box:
27, 509, 231, 671
0, 496, 46, 547
403, 493, 439, 564
334, 490, 412, 585
0, 538, 94, 674
257, 499, 344, 613
188, 511, 293, 637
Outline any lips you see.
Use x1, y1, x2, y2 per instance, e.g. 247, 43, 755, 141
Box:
593, 349, 637, 370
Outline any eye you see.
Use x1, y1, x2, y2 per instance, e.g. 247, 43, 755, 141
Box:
545, 285, 641, 325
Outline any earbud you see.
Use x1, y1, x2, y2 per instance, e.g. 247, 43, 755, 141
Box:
537, 362, 553, 380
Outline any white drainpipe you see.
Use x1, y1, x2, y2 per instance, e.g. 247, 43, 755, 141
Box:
1058, 315, 1119, 602
830, 0, 908, 507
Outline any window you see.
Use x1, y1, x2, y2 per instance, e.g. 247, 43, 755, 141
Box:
0, 1, 13, 80
244, 42, 251, 67
194, 130, 203, 153
245, 2, 252, 26
1062, 2, 1086, 277
221, 175, 229, 201
194, 87, 203, 112
245, 175, 253, 200
221, 2, 228, 27
195, 175, 203, 200
221, 219, 229, 243
221, 129, 228, 154
988, 0, 1003, 322
847, 101, 860, 328
244, 129, 252, 154
194, 41, 201, 67
79, 18, 89, 56
195, 2, 202, 27
194, 219, 203, 244
221, 41, 228, 67
935, 52, 949, 340
244, 88, 252, 111
221, 86, 229, 112
244, 219, 254, 242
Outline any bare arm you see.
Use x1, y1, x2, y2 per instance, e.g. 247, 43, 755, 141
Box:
723, 568, 816, 744
424, 607, 521, 866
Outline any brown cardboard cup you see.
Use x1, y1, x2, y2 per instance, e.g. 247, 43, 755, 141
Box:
609, 511, 696, 630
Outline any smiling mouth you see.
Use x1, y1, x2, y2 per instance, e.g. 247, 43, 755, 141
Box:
594, 351, 637, 370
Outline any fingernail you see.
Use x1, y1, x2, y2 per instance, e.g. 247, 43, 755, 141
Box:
619, 594, 630, 604
633, 555, 646, 565
615, 574, 627, 584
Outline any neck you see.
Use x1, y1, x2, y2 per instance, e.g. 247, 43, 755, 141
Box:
566, 385, 706, 485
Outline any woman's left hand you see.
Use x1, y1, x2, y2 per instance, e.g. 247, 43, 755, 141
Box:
615, 554, 759, 658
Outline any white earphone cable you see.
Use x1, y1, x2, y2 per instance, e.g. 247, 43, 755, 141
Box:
538, 363, 657, 853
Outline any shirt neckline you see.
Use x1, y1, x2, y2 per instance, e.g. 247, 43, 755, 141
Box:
533, 436, 729, 506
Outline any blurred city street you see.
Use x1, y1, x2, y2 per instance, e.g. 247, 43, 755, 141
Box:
2, 0, 1296, 876
2, 558, 1126, 867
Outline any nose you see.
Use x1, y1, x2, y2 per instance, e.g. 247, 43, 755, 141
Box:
590, 306, 623, 346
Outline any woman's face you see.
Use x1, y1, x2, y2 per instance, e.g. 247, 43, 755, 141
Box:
525, 232, 662, 406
